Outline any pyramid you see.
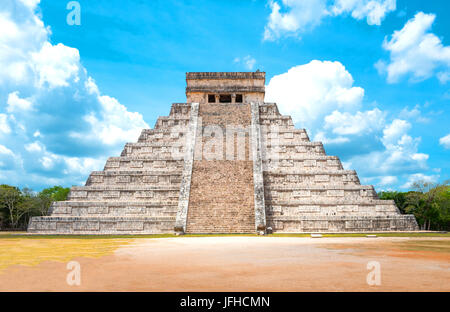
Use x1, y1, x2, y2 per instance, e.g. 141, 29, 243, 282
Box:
28, 72, 419, 234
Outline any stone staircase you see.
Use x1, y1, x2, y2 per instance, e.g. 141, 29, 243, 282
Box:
185, 103, 256, 233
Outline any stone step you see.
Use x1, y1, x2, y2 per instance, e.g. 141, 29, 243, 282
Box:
168, 103, 193, 117
68, 186, 180, 201
267, 185, 374, 191
154, 116, 190, 129
266, 185, 376, 199
266, 215, 419, 232
262, 159, 343, 171
86, 170, 182, 185
264, 170, 360, 185
50, 201, 178, 216
263, 155, 339, 161
104, 157, 183, 170
28, 216, 176, 234
267, 206, 400, 217
266, 198, 397, 206
263, 144, 326, 155
121, 148, 184, 158
265, 142, 323, 148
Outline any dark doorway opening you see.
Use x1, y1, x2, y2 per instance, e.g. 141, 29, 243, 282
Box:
219, 94, 232, 103
208, 94, 215, 103
235, 94, 243, 103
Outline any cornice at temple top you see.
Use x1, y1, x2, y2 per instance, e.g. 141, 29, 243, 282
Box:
186, 72, 266, 80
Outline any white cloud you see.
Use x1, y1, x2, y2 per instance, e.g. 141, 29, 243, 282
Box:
0, 4, 49, 86
378, 175, 398, 186
0, 0, 149, 189
347, 119, 428, 176
379, 12, 450, 83
264, 0, 328, 40
18, 0, 40, 9
381, 119, 411, 146
331, 0, 396, 25
266, 59, 433, 191
71, 94, 149, 146
0, 114, 11, 134
323, 108, 385, 135
313, 131, 350, 144
0, 144, 14, 156
24, 142, 43, 153
437, 71, 450, 84
439, 133, 450, 149
401, 173, 439, 189
234, 55, 257, 70
398, 105, 430, 123
265, 60, 364, 131
264, 0, 396, 40
31, 42, 80, 88
6, 91, 33, 112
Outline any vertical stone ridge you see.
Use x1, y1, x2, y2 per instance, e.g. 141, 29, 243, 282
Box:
174, 102, 199, 233
251, 102, 266, 232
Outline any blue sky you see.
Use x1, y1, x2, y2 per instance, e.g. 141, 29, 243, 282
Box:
0, 0, 449, 191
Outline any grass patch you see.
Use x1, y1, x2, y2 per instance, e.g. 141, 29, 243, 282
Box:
0, 238, 134, 272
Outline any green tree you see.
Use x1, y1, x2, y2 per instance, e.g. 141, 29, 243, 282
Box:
405, 181, 450, 230
40, 186, 70, 202
0, 185, 28, 229
36, 186, 68, 216
378, 191, 409, 213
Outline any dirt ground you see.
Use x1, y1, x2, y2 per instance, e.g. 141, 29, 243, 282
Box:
0, 236, 449, 292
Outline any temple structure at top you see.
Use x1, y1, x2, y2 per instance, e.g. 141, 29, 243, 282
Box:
28, 72, 419, 234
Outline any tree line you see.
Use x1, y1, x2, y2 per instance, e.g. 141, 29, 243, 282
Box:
0, 185, 69, 230
378, 181, 449, 231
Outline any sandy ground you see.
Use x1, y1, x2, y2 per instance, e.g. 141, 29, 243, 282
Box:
0, 236, 449, 292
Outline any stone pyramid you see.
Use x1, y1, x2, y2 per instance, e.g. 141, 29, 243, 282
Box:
28, 72, 419, 234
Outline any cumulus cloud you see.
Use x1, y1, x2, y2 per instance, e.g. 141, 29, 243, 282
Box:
266, 60, 431, 190
346, 119, 429, 177
31, 42, 80, 88
378, 12, 450, 83
331, 0, 396, 25
323, 108, 385, 135
439, 133, 450, 149
398, 105, 430, 123
265, 60, 364, 131
0, 1, 149, 189
6, 91, 33, 112
264, 0, 396, 40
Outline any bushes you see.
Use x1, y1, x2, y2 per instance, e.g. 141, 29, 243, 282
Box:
0, 185, 69, 230
379, 181, 450, 231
